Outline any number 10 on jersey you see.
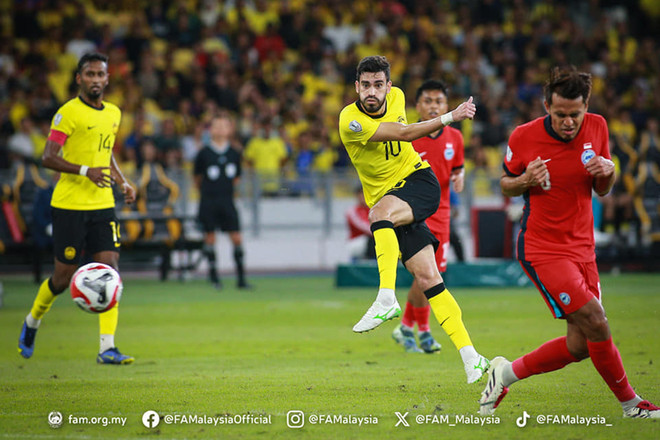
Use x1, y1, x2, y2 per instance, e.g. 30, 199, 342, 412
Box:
383, 141, 401, 160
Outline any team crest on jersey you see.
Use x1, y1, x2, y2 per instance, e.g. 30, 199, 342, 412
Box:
444, 143, 454, 160
349, 120, 362, 133
506, 145, 513, 162
53, 113, 63, 126
581, 149, 596, 164
559, 292, 571, 305
64, 246, 76, 260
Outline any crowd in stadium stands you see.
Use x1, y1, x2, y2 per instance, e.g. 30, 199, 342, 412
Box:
0, 0, 659, 253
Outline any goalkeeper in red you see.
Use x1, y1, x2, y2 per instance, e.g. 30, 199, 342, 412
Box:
480, 66, 659, 418
18, 53, 136, 364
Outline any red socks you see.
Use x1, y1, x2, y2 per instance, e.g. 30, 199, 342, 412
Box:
413, 305, 431, 332
401, 301, 416, 328
512, 337, 579, 379
401, 302, 431, 332
587, 337, 636, 402
512, 336, 636, 403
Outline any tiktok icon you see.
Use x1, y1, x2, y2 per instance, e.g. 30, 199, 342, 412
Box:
516, 411, 531, 428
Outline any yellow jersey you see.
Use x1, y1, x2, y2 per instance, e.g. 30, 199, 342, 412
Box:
50, 97, 121, 210
339, 86, 428, 207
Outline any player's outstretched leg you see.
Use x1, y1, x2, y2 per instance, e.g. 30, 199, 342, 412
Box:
479, 356, 511, 415
392, 324, 423, 353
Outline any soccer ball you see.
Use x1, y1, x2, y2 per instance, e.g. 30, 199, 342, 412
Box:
70, 262, 123, 313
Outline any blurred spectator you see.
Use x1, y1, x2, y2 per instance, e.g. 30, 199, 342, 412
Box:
8, 117, 37, 160
243, 118, 288, 197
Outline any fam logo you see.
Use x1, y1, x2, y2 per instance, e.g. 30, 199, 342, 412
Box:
559, 292, 571, 305
506, 145, 513, 162
444, 143, 454, 160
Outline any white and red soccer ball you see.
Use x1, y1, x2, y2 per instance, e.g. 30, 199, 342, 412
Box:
70, 262, 123, 313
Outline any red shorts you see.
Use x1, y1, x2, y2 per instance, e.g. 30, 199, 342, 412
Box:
519, 259, 601, 319
433, 230, 450, 273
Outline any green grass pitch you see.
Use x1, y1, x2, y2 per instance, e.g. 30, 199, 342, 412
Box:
0, 272, 658, 439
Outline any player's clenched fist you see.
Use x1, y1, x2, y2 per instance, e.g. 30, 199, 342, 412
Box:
585, 156, 614, 178
450, 96, 476, 122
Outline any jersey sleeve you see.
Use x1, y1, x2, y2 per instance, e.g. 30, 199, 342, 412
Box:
50, 104, 76, 137
453, 131, 465, 170
339, 105, 380, 146
503, 127, 525, 176
598, 116, 611, 160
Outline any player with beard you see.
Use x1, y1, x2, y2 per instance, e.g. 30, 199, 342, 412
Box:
339, 56, 488, 382
18, 53, 136, 364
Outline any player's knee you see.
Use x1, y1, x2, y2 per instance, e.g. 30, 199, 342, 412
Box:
575, 308, 610, 341
368, 205, 391, 224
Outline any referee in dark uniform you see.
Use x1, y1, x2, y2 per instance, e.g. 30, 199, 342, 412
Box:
194, 112, 250, 289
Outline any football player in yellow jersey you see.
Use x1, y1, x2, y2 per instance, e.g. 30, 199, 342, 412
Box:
18, 53, 136, 364
339, 56, 489, 382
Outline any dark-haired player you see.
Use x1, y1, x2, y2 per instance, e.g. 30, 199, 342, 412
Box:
390, 79, 487, 382
194, 113, 250, 289
338, 55, 488, 381
480, 66, 659, 418
18, 53, 136, 364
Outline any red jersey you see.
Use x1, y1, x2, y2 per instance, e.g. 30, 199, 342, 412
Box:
346, 204, 371, 239
503, 113, 610, 262
412, 126, 464, 234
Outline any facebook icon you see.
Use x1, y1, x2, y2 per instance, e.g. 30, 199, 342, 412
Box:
142, 410, 160, 428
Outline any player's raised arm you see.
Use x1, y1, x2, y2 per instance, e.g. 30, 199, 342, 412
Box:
42, 139, 112, 187
368, 97, 476, 143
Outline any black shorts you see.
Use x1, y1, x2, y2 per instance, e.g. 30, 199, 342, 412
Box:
396, 221, 439, 263
52, 207, 120, 264
198, 198, 240, 233
384, 167, 440, 262
385, 167, 440, 223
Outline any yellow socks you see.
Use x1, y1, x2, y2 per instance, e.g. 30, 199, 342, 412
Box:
27, 279, 59, 326
371, 221, 398, 290
425, 283, 473, 350
99, 305, 118, 353
99, 305, 118, 335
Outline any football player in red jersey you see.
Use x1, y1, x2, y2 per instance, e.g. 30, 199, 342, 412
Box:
480, 66, 659, 418
392, 80, 489, 384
